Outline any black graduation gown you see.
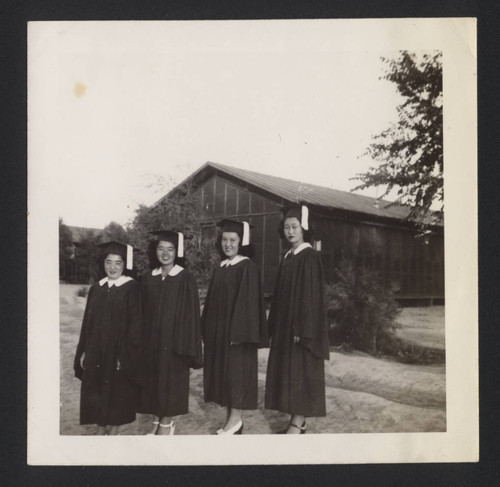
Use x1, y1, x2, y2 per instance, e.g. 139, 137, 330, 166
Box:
202, 257, 268, 410
265, 246, 329, 417
74, 277, 142, 426
138, 266, 202, 418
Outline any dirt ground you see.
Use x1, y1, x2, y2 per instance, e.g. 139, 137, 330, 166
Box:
60, 284, 446, 435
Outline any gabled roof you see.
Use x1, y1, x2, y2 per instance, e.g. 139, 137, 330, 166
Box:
211, 162, 412, 219
169, 161, 413, 221
68, 226, 103, 244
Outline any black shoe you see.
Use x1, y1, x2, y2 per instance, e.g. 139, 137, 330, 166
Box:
289, 421, 306, 434
276, 424, 289, 434
276, 420, 306, 434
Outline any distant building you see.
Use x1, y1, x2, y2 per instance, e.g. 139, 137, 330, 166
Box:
157, 162, 444, 304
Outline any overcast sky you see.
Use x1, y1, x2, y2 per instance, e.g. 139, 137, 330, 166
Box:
30, 21, 407, 229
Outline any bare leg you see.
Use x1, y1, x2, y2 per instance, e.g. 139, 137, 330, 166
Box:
108, 425, 120, 435
97, 426, 107, 435
147, 415, 160, 435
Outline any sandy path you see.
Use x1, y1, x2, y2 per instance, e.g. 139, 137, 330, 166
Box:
60, 284, 445, 435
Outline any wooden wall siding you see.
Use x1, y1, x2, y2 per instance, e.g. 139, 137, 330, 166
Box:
260, 212, 282, 292
194, 174, 444, 299
195, 175, 282, 218
226, 184, 238, 215
195, 175, 283, 293
195, 176, 282, 218
317, 218, 444, 298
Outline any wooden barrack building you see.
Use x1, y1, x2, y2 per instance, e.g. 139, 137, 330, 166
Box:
161, 162, 444, 304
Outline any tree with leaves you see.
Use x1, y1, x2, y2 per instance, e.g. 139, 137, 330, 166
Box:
128, 180, 218, 288
74, 229, 102, 284
354, 51, 443, 226
102, 221, 128, 243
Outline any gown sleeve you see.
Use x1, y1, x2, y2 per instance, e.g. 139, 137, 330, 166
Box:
117, 280, 144, 385
267, 265, 283, 340
292, 250, 330, 360
229, 261, 269, 348
201, 271, 215, 341
73, 284, 95, 380
173, 271, 203, 369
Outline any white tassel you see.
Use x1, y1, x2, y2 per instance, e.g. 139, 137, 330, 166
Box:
242, 221, 250, 246
301, 205, 309, 231
126, 244, 133, 270
177, 232, 184, 258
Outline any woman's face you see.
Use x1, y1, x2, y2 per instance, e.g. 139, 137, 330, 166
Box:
104, 253, 124, 280
284, 217, 305, 248
221, 232, 240, 260
156, 240, 177, 268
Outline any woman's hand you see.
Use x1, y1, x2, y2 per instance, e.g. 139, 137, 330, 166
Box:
293, 336, 301, 344
80, 352, 86, 369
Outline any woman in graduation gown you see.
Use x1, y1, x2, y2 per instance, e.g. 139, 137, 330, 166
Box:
202, 219, 268, 435
74, 241, 142, 435
265, 204, 329, 434
138, 230, 202, 435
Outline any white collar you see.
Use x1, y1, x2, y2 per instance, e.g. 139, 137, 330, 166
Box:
220, 255, 249, 267
284, 242, 312, 259
152, 264, 184, 277
99, 275, 133, 287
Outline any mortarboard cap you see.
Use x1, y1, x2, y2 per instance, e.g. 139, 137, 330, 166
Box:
97, 241, 135, 270
217, 219, 254, 246
280, 203, 310, 231
149, 230, 185, 258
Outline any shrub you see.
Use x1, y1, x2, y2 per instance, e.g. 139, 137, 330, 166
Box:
377, 334, 445, 364
127, 180, 220, 290
76, 286, 89, 298
326, 261, 400, 354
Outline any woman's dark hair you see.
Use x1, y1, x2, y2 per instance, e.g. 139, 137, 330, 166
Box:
147, 238, 187, 270
277, 216, 314, 243
97, 251, 135, 280
215, 232, 255, 259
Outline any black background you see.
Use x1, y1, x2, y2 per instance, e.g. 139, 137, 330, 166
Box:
2, 0, 498, 485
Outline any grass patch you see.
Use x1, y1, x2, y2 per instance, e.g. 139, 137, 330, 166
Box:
377, 334, 445, 365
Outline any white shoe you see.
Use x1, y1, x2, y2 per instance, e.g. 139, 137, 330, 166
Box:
146, 421, 159, 435
216, 420, 243, 435
158, 421, 175, 435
